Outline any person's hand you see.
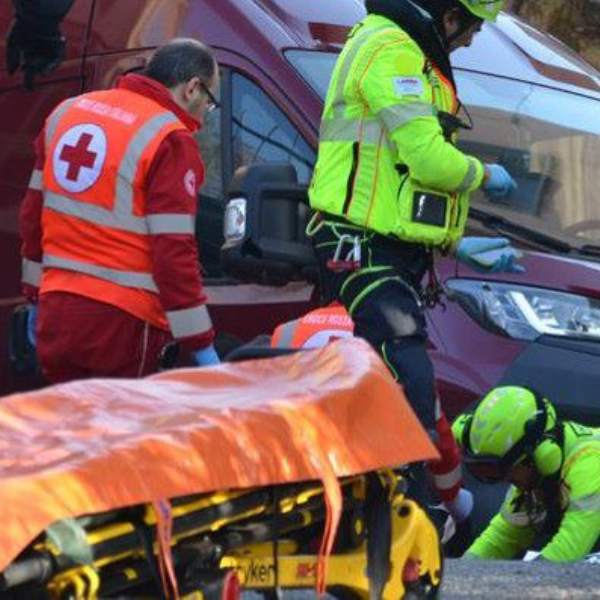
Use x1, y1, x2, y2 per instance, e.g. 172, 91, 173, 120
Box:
6, 21, 66, 91
483, 164, 517, 201
192, 344, 220, 367
444, 488, 474, 524
456, 236, 525, 274
26, 303, 38, 347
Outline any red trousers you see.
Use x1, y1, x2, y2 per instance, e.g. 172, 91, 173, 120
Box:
37, 292, 172, 384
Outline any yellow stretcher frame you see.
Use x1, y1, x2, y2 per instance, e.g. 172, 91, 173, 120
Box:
221, 498, 441, 599
5, 472, 442, 599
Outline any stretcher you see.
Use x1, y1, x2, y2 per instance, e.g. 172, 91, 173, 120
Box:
0, 339, 441, 599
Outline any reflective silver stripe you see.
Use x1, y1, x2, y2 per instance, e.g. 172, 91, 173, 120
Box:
500, 508, 531, 527
29, 169, 43, 191
43, 254, 158, 292
273, 320, 300, 348
45, 97, 79, 149
501, 506, 546, 527
331, 25, 394, 117
377, 102, 436, 132
115, 112, 180, 214
569, 494, 600, 513
320, 118, 393, 148
457, 157, 479, 193
147, 214, 195, 235
44, 191, 149, 234
435, 397, 442, 420
22, 259, 42, 286
433, 465, 461, 490
166, 305, 213, 338
45, 192, 194, 235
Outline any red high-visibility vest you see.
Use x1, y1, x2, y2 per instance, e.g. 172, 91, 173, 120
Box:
40, 88, 210, 335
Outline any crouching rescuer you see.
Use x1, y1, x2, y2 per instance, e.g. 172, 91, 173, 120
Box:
19, 39, 221, 381
307, 0, 522, 497
454, 386, 600, 561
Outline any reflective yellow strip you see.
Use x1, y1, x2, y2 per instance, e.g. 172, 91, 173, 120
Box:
43, 254, 158, 292
28, 169, 43, 191
166, 305, 213, 338
457, 157, 479, 193
376, 102, 437, 132
22, 258, 42, 286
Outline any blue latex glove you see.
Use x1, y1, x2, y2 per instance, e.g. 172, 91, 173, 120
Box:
483, 164, 517, 200
192, 344, 220, 367
27, 304, 38, 347
456, 236, 525, 274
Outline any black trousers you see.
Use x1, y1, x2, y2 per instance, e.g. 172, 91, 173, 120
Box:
313, 220, 437, 431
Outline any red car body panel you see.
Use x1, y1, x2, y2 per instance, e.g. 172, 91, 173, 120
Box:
2, 0, 600, 412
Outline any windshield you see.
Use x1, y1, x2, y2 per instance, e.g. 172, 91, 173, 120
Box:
287, 49, 600, 249
457, 71, 600, 249
286, 50, 339, 101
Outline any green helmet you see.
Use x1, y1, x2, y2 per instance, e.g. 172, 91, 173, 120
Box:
456, 0, 504, 22
468, 386, 556, 458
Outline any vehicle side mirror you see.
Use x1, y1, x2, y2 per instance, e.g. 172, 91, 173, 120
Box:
221, 163, 317, 285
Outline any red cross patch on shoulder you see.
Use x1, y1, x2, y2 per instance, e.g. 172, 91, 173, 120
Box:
184, 169, 197, 197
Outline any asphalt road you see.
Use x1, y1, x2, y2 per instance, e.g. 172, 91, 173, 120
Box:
442, 559, 600, 599
245, 559, 600, 598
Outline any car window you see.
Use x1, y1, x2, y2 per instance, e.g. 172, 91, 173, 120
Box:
231, 73, 315, 184
195, 79, 224, 278
285, 50, 339, 101
196, 97, 223, 277
196, 72, 316, 278
456, 69, 600, 246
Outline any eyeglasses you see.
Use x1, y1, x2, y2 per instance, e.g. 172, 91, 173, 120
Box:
200, 80, 219, 113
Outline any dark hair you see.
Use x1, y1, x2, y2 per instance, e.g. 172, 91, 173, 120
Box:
416, 0, 482, 38
144, 38, 216, 88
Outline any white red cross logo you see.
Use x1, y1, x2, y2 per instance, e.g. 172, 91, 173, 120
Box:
52, 124, 107, 193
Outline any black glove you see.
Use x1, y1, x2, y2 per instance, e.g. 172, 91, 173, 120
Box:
6, 20, 66, 91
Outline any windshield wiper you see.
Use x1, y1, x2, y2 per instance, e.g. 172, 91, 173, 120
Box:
469, 207, 574, 253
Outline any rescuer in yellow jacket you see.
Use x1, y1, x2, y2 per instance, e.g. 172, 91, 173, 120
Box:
453, 386, 600, 562
308, 0, 523, 476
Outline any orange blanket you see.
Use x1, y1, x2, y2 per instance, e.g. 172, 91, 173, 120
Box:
0, 338, 437, 572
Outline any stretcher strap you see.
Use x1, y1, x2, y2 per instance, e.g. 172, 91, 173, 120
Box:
316, 466, 343, 596
277, 402, 343, 597
153, 498, 180, 600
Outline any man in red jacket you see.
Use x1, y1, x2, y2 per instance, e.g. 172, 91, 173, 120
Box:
19, 38, 220, 382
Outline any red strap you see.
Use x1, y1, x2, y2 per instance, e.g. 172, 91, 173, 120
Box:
152, 498, 180, 599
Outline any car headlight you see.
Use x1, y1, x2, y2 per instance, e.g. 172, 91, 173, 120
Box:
446, 279, 600, 342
